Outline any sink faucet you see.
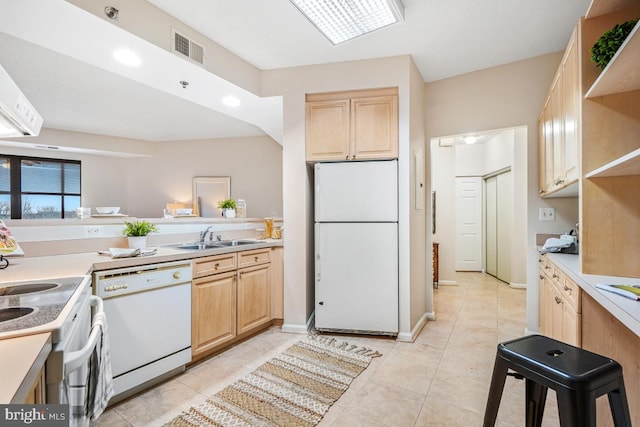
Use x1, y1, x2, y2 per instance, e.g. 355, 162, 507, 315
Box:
199, 226, 214, 243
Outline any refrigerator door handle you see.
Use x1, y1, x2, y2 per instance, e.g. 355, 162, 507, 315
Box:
316, 252, 321, 282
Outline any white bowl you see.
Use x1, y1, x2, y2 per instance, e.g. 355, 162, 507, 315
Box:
96, 206, 120, 214
175, 208, 193, 216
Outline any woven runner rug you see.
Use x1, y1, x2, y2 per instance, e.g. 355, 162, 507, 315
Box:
165, 336, 381, 427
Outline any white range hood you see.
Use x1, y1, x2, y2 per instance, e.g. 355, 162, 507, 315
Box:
0, 64, 43, 138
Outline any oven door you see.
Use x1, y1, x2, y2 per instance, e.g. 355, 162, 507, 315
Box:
46, 292, 106, 427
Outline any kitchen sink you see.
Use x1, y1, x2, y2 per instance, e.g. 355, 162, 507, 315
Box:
213, 240, 261, 247
0, 282, 60, 296
0, 307, 35, 323
168, 240, 264, 250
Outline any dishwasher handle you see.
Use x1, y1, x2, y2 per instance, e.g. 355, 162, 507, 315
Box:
64, 295, 104, 375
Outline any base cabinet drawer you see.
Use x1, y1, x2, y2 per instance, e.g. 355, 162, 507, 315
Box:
193, 253, 237, 278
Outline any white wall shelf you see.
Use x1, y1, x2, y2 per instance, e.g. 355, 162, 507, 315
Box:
585, 147, 640, 178
585, 21, 640, 98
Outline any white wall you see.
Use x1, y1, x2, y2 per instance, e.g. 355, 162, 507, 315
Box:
127, 135, 283, 218
0, 129, 283, 219
425, 52, 579, 332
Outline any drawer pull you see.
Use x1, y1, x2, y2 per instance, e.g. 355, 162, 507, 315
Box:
539, 275, 544, 280
555, 296, 562, 304
563, 285, 571, 293
552, 273, 559, 279
254, 256, 259, 262
214, 262, 220, 270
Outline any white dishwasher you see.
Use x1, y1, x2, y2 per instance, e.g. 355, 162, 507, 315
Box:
94, 260, 192, 402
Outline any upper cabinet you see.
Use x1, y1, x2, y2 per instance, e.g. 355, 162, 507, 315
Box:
579, 0, 640, 278
306, 87, 398, 162
538, 26, 580, 197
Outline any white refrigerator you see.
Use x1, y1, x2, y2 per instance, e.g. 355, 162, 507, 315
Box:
314, 160, 399, 335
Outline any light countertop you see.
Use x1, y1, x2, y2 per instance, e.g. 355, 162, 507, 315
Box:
0, 333, 51, 403
0, 239, 282, 403
545, 253, 640, 337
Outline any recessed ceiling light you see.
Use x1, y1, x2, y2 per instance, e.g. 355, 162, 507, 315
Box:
289, 0, 404, 45
222, 96, 240, 107
113, 49, 142, 67
464, 136, 478, 145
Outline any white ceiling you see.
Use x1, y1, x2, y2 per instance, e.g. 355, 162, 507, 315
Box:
0, 0, 592, 145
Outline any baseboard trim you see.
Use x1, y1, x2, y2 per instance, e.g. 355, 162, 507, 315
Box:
437, 280, 458, 286
509, 282, 527, 289
282, 312, 314, 334
396, 311, 432, 343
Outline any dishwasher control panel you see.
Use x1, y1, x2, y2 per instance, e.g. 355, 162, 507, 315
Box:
94, 260, 192, 298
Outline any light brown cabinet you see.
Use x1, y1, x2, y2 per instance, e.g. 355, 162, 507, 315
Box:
237, 263, 270, 334
579, 2, 640, 278
192, 270, 237, 356
269, 246, 284, 320
305, 87, 398, 162
538, 255, 581, 346
191, 248, 274, 361
23, 367, 45, 404
538, 26, 580, 197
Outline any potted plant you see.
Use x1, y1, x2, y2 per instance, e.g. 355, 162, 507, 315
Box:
217, 198, 237, 218
123, 220, 158, 249
591, 18, 639, 70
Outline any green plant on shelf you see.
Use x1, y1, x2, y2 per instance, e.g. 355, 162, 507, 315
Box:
590, 18, 639, 70
217, 199, 236, 210
122, 220, 158, 237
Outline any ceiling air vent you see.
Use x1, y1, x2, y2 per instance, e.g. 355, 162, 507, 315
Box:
172, 29, 204, 65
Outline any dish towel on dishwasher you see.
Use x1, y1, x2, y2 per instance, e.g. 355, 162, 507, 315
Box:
86, 312, 114, 421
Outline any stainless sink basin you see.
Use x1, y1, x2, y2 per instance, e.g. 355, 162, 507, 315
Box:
168, 240, 263, 250
0, 283, 60, 296
0, 307, 35, 323
213, 240, 261, 247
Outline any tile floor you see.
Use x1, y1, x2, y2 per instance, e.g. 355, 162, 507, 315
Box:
94, 272, 561, 426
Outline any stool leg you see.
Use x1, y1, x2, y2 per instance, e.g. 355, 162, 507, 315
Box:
608, 382, 632, 427
556, 389, 596, 427
483, 355, 509, 427
525, 379, 547, 427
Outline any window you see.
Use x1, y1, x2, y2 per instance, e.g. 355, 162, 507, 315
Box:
0, 155, 81, 219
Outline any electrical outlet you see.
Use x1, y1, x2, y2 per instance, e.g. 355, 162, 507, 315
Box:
83, 225, 103, 237
539, 208, 556, 221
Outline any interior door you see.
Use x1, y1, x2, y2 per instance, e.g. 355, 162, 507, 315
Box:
496, 171, 512, 283
485, 176, 497, 276
455, 177, 482, 271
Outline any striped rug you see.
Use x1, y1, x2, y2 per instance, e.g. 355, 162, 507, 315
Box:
165, 336, 381, 427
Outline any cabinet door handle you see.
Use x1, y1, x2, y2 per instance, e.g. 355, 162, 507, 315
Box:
345, 155, 349, 160
564, 285, 571, 292
539, 275, 544, 280
552, 273, 559, 279
351, 155, 356, 160
554, 296, 562, 304
214, 262, 220, 270
538, 258, 543, 263
254, 256, 259, 262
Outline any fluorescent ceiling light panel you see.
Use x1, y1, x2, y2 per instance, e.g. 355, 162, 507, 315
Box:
290, 0, 404, 45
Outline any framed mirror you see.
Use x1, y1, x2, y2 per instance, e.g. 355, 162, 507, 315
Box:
192, 177, 231, 217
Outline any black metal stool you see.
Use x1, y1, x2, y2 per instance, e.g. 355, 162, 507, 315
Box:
483, 335, 631, 427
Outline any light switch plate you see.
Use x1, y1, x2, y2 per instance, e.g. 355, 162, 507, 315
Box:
539, 208, 555, 221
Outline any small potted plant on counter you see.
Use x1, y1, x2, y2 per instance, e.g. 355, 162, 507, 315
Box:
123, 220, 158, 249
217, 198, 237, 218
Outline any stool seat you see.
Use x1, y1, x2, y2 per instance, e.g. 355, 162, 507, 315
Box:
483, 335, 631, 427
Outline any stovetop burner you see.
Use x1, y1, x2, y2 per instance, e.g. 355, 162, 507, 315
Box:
0, 276, 87, 337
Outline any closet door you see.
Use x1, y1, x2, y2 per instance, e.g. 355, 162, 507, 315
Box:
496, 171, 512, 283
485, 176, 498, 277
